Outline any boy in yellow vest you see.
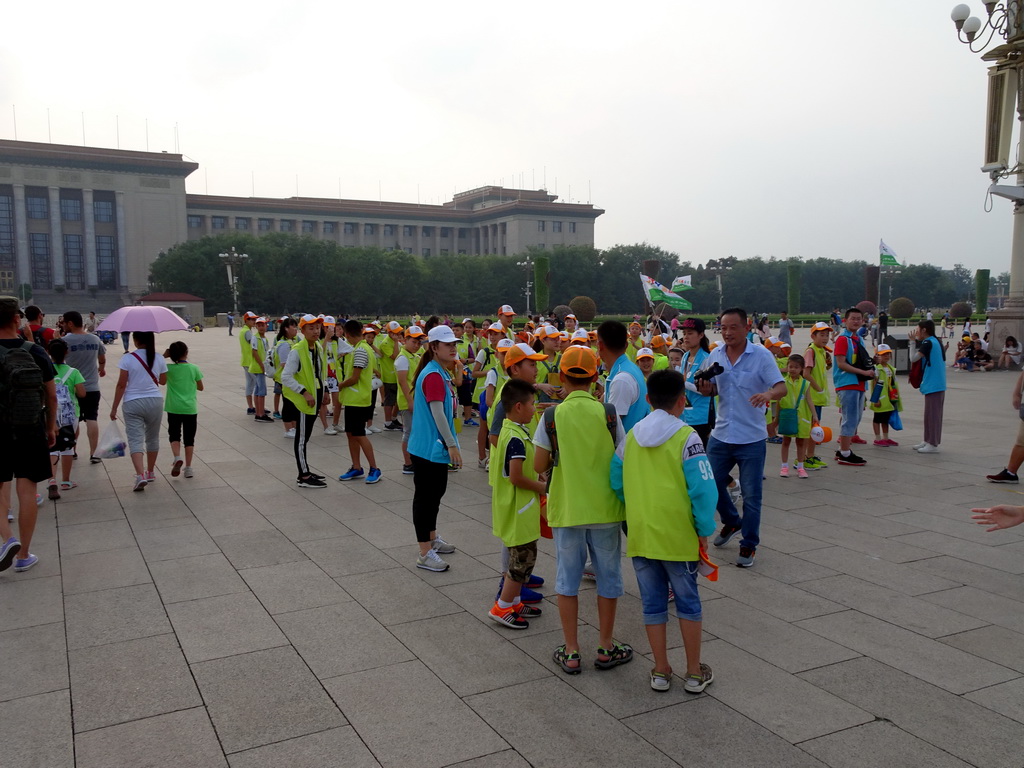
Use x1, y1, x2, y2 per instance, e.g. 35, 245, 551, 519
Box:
489, 379, 548, 629
611, 369, 718, 693
239, 311, 258, 414
534, 346, 631, 675
281, 315, 328, 488
803, 322, 833, 470
248, 317, 273, 423
338, 319, 382, 484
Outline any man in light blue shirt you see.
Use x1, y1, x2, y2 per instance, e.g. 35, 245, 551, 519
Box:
696, 307, 786, 568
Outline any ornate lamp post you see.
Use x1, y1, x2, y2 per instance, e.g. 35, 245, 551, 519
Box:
218, 246, 248, 317
950, 2, 1024, 341
516, 257, 534, 317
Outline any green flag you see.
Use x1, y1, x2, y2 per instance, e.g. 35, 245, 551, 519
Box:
880, 239, 901, 266
641, 274, 692, 310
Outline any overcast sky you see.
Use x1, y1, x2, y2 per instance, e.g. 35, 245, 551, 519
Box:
0, 0, 1010, 272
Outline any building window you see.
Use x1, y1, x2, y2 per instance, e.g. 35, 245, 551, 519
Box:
383, 224, 395, 236
212, 216, 227, 230
0, 270, 12, 292
96, 235, 118, 289
94, 200, 114, 223
0, 193, 15, 270
422, 226, 433, 237
235, 217, 250, 230
280, 219, 295, 232
364, 223, 375, 235
422, 248, 431, 258
440, 248, 449, 255
63, 234, 85, 290
501, 247, 506, 255
552, 221, 562, 233
187, 215, 203, 228
457, 228, 468, 239
258, 218, 273, 231
29, 233, 51, 288
60, 197, 82, 221
302, 220, 316, 233
26, 194, 48, 220
402, 225, 415, 237
537, 243, 546, 249
323, 221, 336, 234
458, 249, 466, 255
570, 222, 577, 233
344, 222, 356, 234
405, 247, 413, 254
440, 227, 451, 238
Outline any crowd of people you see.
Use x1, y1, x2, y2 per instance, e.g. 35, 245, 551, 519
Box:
0, 296, 1017, 693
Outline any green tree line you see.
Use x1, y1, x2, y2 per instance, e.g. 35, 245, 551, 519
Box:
148, 234, 971, 317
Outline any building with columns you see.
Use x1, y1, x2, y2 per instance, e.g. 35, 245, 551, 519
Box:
0, 139, 603, 311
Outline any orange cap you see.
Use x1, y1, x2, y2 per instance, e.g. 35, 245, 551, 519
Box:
504, 342, 548, 369
559, 346, 599, 377
650, 334, 668, 349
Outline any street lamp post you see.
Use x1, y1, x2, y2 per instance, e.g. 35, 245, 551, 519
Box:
707, 256, 735, 318
516, 258, 533, 317
949, 1, 1024, 342
218, 246, 249, 318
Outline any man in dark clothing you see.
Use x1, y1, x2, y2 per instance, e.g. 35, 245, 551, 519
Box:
0, 296, 57, 573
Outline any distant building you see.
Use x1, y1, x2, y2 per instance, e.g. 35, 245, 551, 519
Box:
0, 139, 604, 312
138, 292, 205, 321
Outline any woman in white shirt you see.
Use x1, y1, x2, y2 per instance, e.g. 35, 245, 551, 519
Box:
110, 331, 167, 491
998, 336, 1023, 370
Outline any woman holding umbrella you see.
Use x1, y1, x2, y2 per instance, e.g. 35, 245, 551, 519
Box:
99, 306, 185, 491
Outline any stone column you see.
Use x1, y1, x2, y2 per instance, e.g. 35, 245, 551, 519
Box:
48, 186, 65, 287
12, 185, 29, 290
115, 191, 128, 289
83, 189, 97, 288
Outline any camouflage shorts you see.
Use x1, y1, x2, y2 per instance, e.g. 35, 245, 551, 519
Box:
506, 541, 538, 584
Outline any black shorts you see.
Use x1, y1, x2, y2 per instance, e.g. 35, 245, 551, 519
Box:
0, 426, 54, 483
457, 378, 475, 407
344, 405, 373, 437
873, 411, 892, 425
281, 398, 300, 423
78, 390, 101, 421
382, 382, 398, 408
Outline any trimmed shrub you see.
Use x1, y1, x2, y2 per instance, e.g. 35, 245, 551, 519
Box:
856, 300, 877, 316
950, 301, 973, 319
888, 297, 914, 319
569, 296, 598, 322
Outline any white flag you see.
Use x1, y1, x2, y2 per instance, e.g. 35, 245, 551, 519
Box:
671, 275, 693, 292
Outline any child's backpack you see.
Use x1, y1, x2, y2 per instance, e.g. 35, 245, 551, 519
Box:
54, 367, 78, 428
0, 342, 45, 427
909, 338, 932, 389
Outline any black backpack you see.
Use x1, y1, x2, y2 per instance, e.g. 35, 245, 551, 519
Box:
0, 342, 45, 427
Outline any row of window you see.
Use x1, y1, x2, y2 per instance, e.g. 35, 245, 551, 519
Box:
189, 216, 578, 237
538, 221, 575, 233
26, 232, 118, 290
26, 195, 114, 223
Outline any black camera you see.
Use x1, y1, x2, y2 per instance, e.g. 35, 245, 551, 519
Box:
693, 362, 724, 383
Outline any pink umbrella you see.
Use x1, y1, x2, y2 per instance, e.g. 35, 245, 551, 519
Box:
97, 305, 190, 333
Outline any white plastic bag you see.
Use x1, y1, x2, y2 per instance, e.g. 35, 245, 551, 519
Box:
95, 420, 127, 459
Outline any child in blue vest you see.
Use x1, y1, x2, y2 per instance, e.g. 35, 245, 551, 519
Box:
611, 369, 718, 693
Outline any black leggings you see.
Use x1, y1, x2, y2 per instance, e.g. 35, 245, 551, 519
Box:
412, 454, 449, 542
167, 413, 198, 447
294, 392, 323, 478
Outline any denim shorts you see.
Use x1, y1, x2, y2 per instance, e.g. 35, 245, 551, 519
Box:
632, 557, 702, 624
273, 381, 283, 395
837, 389, 864, 437
553, 524, 623, 599
478, 391, 489, 424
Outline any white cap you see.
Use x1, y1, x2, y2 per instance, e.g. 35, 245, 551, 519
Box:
636, 347, 654, 360
487, 322, 504, 333
496, 338, 515, 350
427, 325, 457, 343
571, 329, 590, 341
498, 304, 515, 316
565, 313, 577, 320
877, 343, 892, 353
255, 316, 267, 324
322, 315, 336, 325
462, 317, 473, 324
540, 325, 558, 338
386, 321, 403, 332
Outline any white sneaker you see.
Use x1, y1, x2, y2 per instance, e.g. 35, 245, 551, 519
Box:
183, 467, 194, 478
416, 549, 450, 572
727, 481, 742, 505
133, 474, 148, 492
917, 444, 940, 454
912, 442, 927, 450
478, 458, 489, 470
284, 429, 296, 439
324, 425, 338, 435
367, 426, 382, 434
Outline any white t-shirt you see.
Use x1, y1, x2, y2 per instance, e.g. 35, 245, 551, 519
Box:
485, 368, 499, 388
604, 370, 640, 418
119, 351, 167, 402
395, 355, 411, 374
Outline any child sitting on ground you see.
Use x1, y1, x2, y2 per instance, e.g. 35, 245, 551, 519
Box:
611, 369, 718, 693
488, 379, 547, 629
774, 354, 817, 478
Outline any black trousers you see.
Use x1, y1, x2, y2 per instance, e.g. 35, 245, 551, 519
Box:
412, 454, 449, 542
294, 391, 323, 478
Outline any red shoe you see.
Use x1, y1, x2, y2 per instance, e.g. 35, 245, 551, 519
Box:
886, 439, 899, 446
851, 435, 867, 444
873, 439, 887, 446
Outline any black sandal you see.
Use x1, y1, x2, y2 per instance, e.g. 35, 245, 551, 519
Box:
594, 641, 633, 670
553, 644, 582, 675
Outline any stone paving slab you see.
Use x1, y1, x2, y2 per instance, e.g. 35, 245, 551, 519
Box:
5, 328, 1024, 766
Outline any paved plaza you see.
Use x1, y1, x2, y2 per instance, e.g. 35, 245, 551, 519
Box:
2, 326, 1023, 768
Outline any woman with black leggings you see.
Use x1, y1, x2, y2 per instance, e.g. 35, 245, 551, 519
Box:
408, 325, 462, 572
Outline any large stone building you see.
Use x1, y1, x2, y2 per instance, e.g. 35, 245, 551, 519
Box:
0, 139, 604, 311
